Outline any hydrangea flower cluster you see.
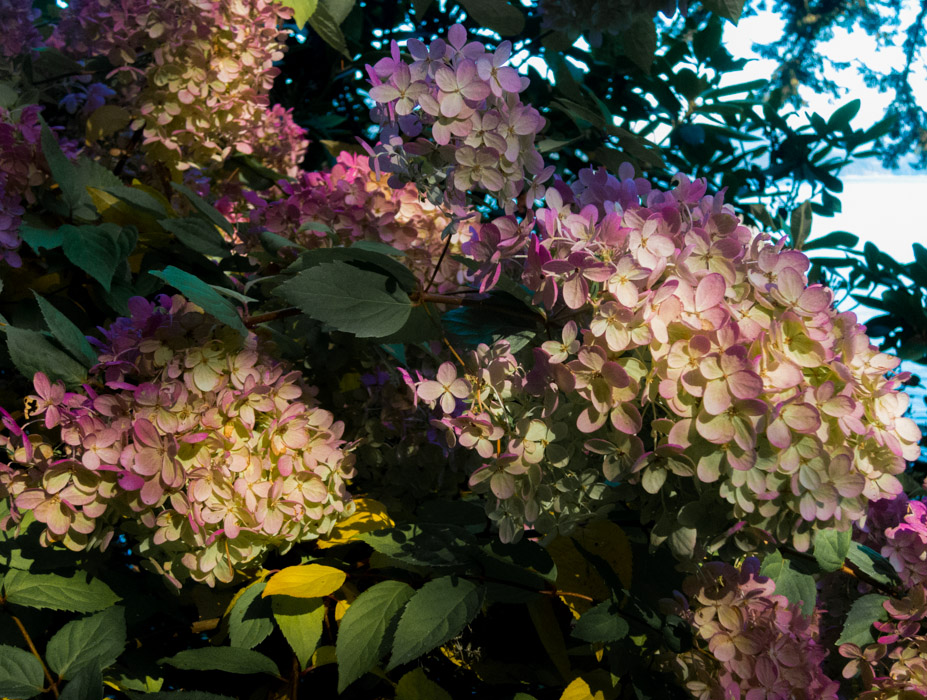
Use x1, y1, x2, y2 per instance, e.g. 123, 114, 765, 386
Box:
366, 24, 546, 207
413, 164, 920, 547
836, 497, 927, 697
248, 150, 470, 291
0, 0, 42, 64
0, 295, 355, 586
666, 558, 838, 700
537, 0, 682, 43
49, 0, 308, 174
0, 104, 47, 267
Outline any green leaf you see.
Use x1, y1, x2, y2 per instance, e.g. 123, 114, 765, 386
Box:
100, 185, 167, 218
272, 596, 325, 670
33, 293, 97, 366
59, 666, 103, 700
623, 14, 657, 73
359, 524, 478, 569
280, 0, 317, 28
396, 668, 452, 700
571, 601, 629, 643
160, 218, 230, 258
41, 122, 93, 218
259, 230, 306, 255
387, 577, 484, 670
813, 529, 852, 572
228, 581, 274, 650
0, 645, 45, 699
758, 551, 817, 617
828, 99, 861, 131
789, 201, 813, 250
307, 2, 349, 57
4, 326, 89, 386
276, 261, 413, 338
149, 266, 247, 337
336, 580, 415, 691
61, 224, 134, 292
159, 648, 279, 677
457, 0, 525, 35
46, 607, 126, 680
3, 570, 119, 613
128, 694, 235, 700
837, 594, 888, 647
803, 231, 859, 251
701, 0, 745, 23
287, 246, 417, 291
321, 0, 354, 23
846, 543, 899, 586
169, 182, 233, 235
20, 225, 64, 253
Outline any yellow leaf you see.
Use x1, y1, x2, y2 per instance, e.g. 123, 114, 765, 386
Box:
317, 498, 393, 548
560, 677, 604, 700
311, 645, 337, 667
547, 520, 632, 618
338, 371, 362, 392
85, 105, 131, 142
262, 564, 346, 598
334, 598, 350, 622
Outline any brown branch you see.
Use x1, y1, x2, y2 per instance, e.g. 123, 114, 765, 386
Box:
11, 614, 59, 698
243, 307, 302, 327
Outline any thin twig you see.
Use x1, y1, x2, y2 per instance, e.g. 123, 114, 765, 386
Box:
11, 614, 59, 698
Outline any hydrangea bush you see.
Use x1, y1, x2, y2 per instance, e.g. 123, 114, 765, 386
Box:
0, 295, 355, 586
0, 2, 925, 700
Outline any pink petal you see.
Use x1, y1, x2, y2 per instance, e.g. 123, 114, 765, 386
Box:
695, 273, 725, 312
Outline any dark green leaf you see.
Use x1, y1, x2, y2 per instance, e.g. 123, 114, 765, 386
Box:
59, 666, 103, 700
359, 523, 478, 569
229, 582, 274, 650
272, 596, 324, 670
803, 231, 859, 251
20, 225, 64, 253
259, 231, 306, 255
41, 122, 92, 218
758, 551, 817, 616
130, 694, 235, 700
308, 2, 349, 57
387, 577, 484, 670
287, 246, 417, 291
61, 224, 133, 292
0, 645, 45, 699
701, 0, 745, 22
33, 293, 97, 366
149, 266, 247, 336
170, 182, 233, 235
623, 14, 657, 72
100, 185, 167, 218
458, 0, 525, 35
159, 648, 279, 676
789, 201, 812, 250
837, 594, 888, 647
275, 261, 413, 338
828, 99, 861, 130
572, 601, 629, 643
4, 326, 88, 386
395, 668, 452, 700
846, 543, 899, 586
336, 580, 415, 691
46, 607, 126, 680
813, 529, 852, 572
160, 218, 229, 258
2, 571, 119, 613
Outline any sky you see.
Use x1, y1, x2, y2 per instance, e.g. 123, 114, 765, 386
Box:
720, 6, 927, 264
